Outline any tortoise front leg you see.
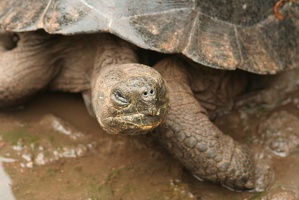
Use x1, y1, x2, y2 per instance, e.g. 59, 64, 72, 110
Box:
153, 57, 256, 190
0, 31, 62, 108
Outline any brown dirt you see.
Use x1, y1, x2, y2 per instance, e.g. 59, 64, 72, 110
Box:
1, 89, 299, 200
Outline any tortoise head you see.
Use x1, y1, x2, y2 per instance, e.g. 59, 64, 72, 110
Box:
92, 63, 169, 135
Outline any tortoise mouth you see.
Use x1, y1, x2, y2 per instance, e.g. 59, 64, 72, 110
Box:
104, 99, 170, 135
106, 113, 164, 135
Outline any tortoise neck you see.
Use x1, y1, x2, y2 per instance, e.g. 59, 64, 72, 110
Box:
92, 34, 138, 77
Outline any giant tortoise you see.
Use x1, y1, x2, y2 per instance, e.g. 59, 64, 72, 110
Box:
0, 0, 298, 191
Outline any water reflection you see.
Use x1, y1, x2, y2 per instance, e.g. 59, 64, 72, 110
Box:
0, 157, 16, 200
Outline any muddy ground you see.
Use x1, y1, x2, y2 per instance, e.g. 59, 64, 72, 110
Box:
1, 87, 299, 200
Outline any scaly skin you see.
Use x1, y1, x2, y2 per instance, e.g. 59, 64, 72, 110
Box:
153, 57, 255, 190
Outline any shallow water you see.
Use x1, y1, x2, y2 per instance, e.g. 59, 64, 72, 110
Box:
1, 90, 299, 199
0, 157, 15, 200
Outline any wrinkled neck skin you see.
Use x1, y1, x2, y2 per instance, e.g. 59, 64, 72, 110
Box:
0, 31, 63, 107
91, 34, 138, 87
91, 34, 169, 135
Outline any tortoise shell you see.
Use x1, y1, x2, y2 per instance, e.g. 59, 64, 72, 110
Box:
0, 0, 298, 74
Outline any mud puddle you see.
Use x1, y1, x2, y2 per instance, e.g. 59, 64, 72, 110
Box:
1, 90, 299, 200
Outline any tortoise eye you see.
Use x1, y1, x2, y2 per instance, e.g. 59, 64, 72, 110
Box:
113, 90, 129, 104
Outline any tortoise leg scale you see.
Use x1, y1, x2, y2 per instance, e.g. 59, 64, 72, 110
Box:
153, 57, 255, 190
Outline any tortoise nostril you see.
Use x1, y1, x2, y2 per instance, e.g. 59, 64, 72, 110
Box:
142, 89, 155, 98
